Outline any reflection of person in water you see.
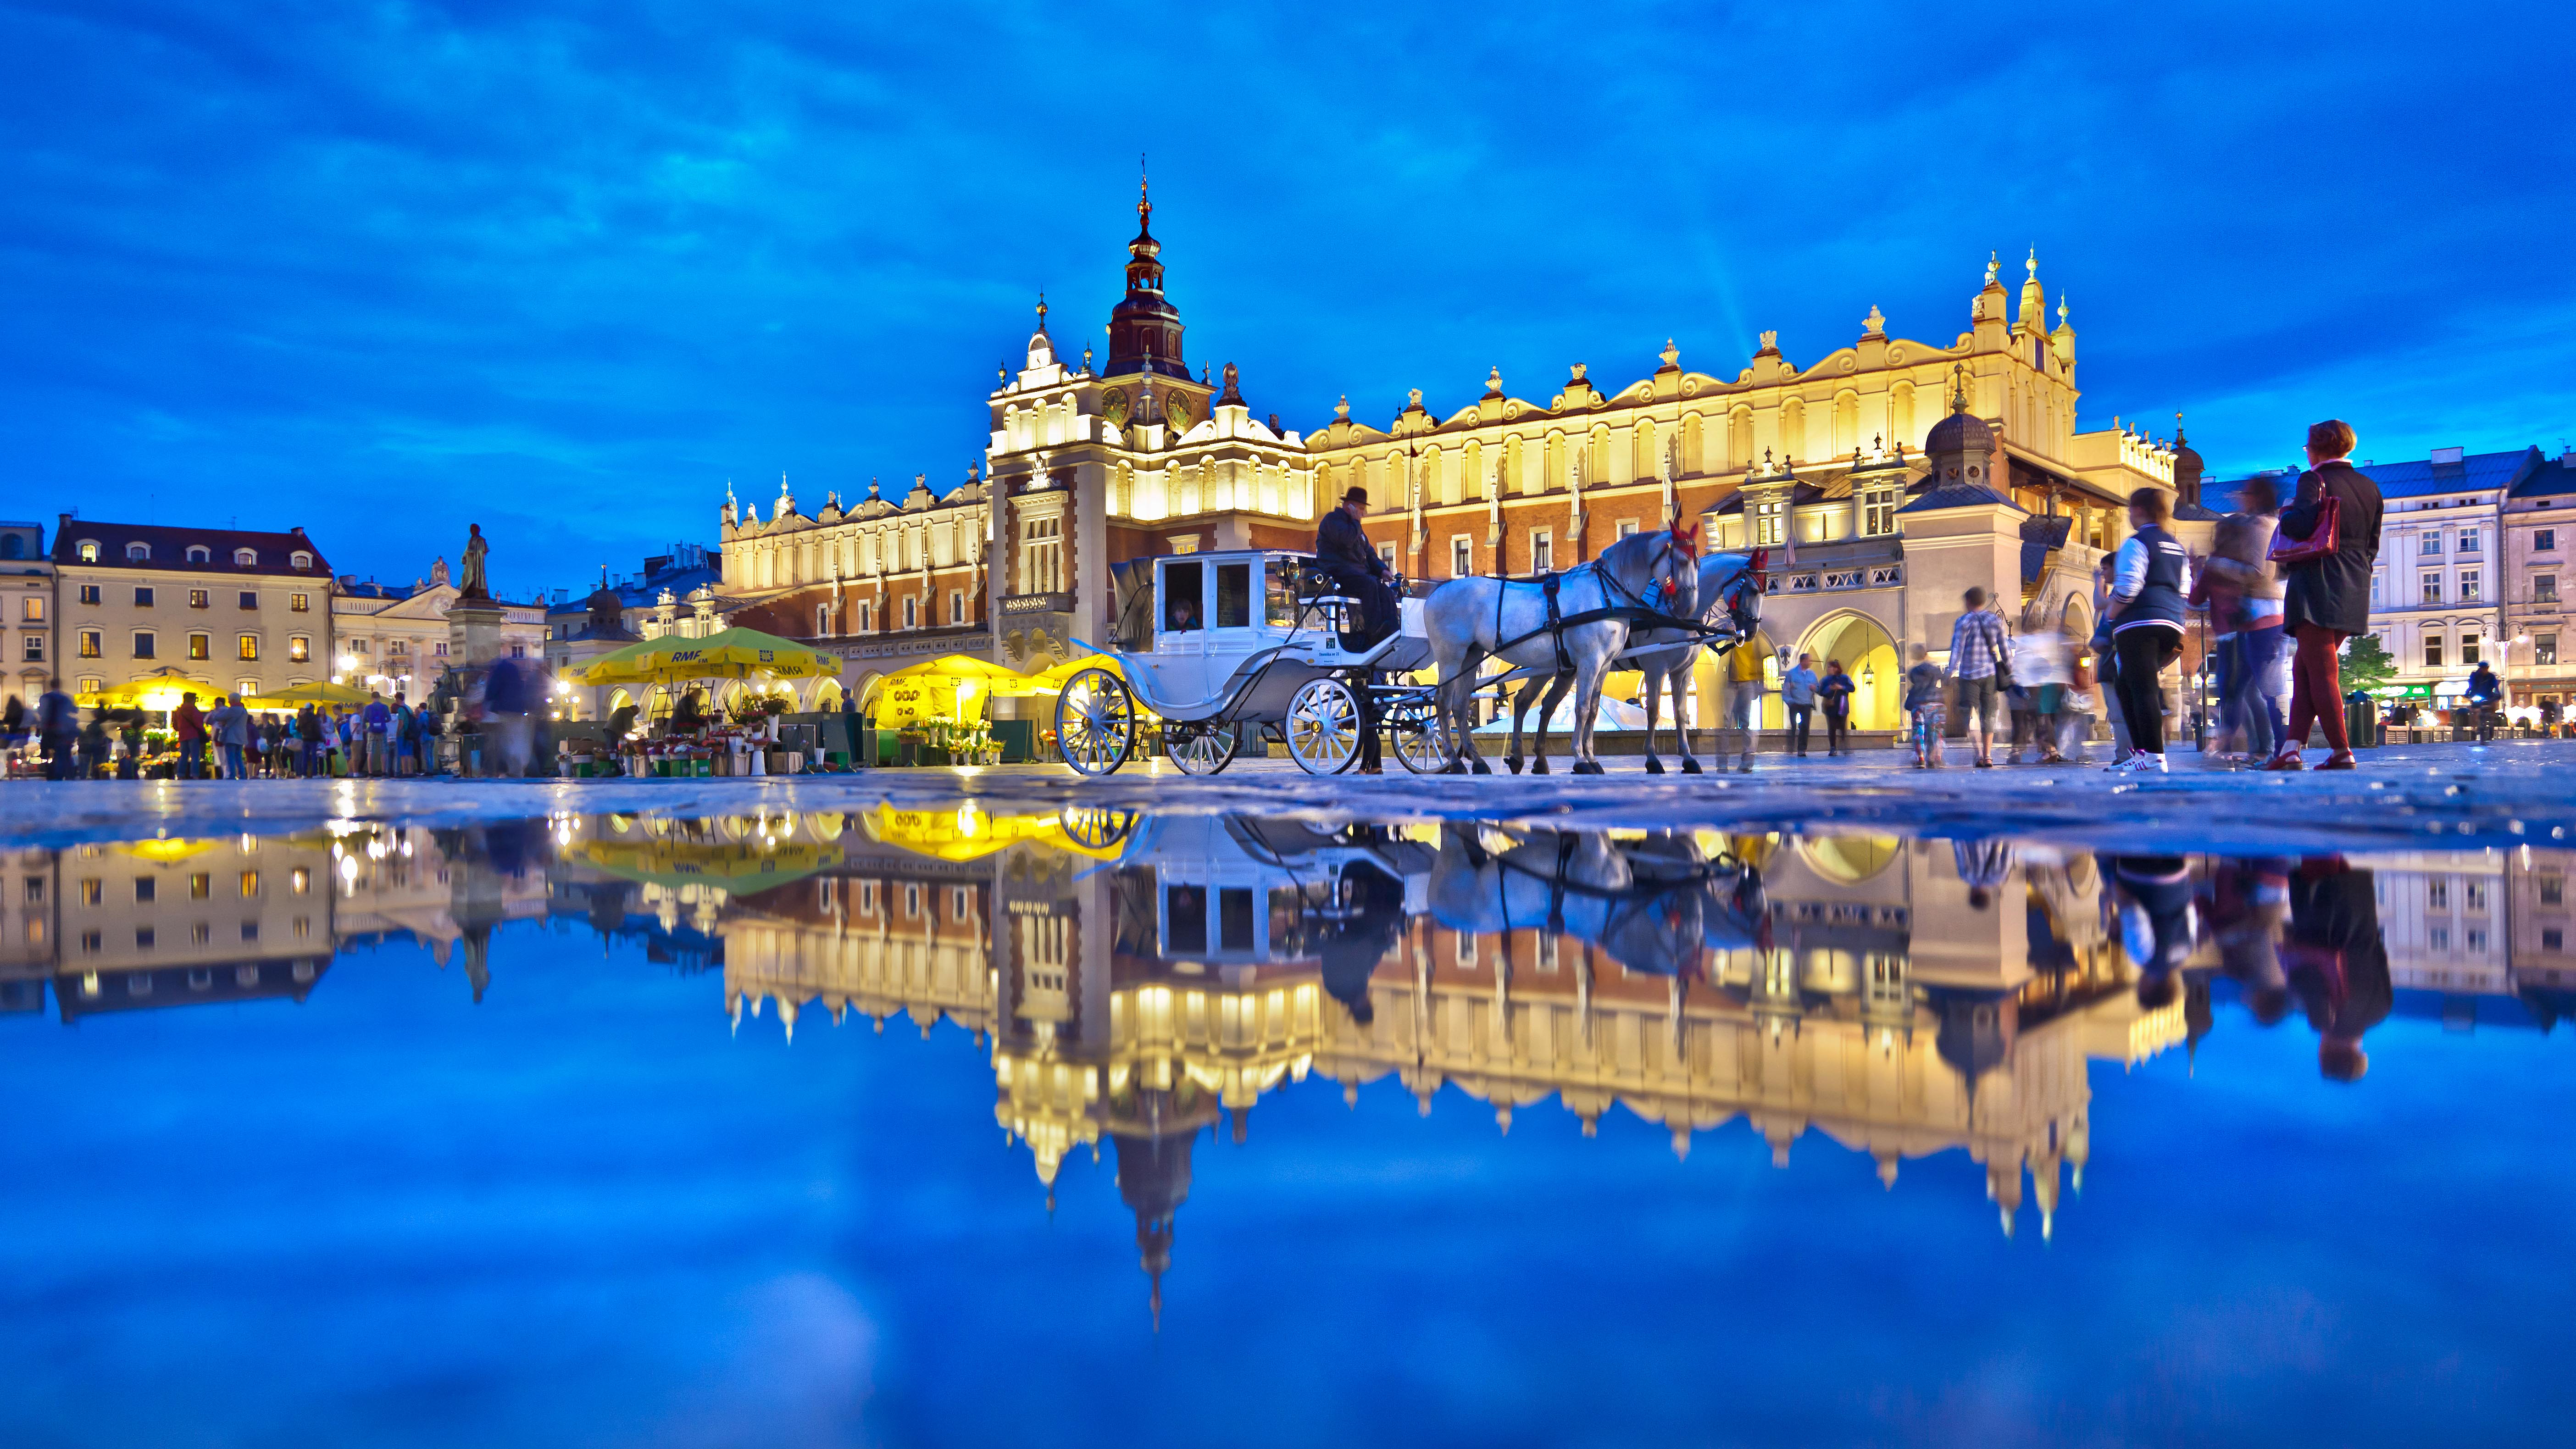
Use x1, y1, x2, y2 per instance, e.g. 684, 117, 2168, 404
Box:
1317, 861, 1407, 1027
1953, 838, 2016, 911
2287, 857, 2390, 1081
2103, 855, 2198, 1007
2207, 856, 2295, 1025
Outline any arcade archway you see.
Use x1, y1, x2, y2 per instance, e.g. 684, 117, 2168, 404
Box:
1798, 611, 1902, 731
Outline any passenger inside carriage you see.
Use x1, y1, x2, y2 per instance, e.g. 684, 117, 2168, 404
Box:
1166, 594, 1199, 632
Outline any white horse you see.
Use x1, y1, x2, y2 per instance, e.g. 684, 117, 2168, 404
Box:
1501, 549, 1765, 775
1426, 825, 1762, 979
1426, 527, 1698, 776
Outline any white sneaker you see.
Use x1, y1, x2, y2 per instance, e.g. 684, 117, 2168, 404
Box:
2106, 750, 2165, 774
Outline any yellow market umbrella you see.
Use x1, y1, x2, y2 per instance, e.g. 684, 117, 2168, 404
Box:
77, 667, 218, 711
580, 627, 839, 688
579, 838, 834, 892
243, 681, 374, 709
882, 652, 1108, 697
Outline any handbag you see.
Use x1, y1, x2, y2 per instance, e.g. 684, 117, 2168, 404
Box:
2268, 494, 2341, 565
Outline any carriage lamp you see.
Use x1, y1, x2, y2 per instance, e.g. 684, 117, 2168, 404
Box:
1861, 662, 1876, 688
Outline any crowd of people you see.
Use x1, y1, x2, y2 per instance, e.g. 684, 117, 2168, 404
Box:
2, 656, 544, 781
1812, 417, 2395, 773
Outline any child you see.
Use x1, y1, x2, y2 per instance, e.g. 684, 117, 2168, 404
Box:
1904, 643, 1948, 769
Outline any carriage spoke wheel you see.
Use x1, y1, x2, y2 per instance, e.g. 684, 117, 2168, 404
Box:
1388, 703, 1457, 775
1057, 806, 1135, 851
1286, 678, 1362, 776
1053, 667, 1135, 777
1167, 721, 1240, 776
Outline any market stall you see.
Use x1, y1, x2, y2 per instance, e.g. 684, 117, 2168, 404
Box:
577, 627, 841, 777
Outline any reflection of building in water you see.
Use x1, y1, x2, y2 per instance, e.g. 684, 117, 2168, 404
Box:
715, 811, 2199, 1318
2367, 848, 2576, 1027
47, 836, 333, 1021
1, 846, 56, 1013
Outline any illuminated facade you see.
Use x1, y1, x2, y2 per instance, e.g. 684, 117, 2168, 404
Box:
50, 517, 334, 707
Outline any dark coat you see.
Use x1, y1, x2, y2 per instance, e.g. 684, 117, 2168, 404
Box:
1316, 506, 1390, 582
2278, 461, 2382, 635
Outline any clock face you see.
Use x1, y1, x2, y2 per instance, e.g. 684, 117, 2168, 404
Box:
1101, 388, 1130, 427
1165, 394, 1192, 430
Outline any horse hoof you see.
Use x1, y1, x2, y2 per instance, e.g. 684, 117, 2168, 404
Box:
1573, 760, 1604, 776
1680, 758, 1703, 775
1471, 759, 1493, 776
1532, 758, 1549, 776
1442, 761, 1467, 776
1643, 758, 1666, 776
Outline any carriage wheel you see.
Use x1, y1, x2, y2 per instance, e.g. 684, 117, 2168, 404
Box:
1388, 702, 1458, 775
1057, 805, 1135, 852
1054, 667, 1135, 777
1167, 721, 1240, 776
1285, 678, 1361, 776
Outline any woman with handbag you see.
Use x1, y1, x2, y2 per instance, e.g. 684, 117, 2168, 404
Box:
2268, 420, 2383, 771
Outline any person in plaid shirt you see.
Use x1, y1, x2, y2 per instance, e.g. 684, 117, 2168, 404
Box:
1948, 587, 2010, 769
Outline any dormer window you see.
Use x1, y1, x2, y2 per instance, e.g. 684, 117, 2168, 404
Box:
289, 550, 312, 569
186, 544, 211, 562
78, 540, 100, 563
233, 548, 258, 566
128, 542, 152, 562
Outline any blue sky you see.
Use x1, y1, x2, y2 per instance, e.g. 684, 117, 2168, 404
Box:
3, 1, 2571, 595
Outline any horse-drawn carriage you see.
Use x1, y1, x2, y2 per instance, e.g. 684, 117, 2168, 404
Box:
1051, 527, 1765, 778
1051, 549, 1457, 777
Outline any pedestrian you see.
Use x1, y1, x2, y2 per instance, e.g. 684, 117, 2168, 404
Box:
363, 691, 392, 776
1782, 652, 1819, 757
1904, 643, 1946, 768
34, 680, 77, 780
1817, 657, 1856, 756
1947, 587, 2010, 768
115, 711, 142, 779
2005, 620, 2071, 765
295, 704, 318, 777
2465, 660, 2504, 743
215, 694, 253, 779
2272, 419, 2384, 771
1, 694, 24, 758
486, 657, 533, 777
2060, 646, 2100, 762
78, 715, 110, 778
172, 692, 207, 779
2102, 488, 2193, 774
418, 699, 444, 776
2197, 475, 2287, 763
1722, 641, 1765, 773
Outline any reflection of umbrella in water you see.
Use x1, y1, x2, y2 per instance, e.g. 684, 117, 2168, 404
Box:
109, 838, 223, 864
581, 838, 834, 892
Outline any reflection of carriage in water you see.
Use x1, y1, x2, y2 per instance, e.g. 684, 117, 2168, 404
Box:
1052, 550, 1455, 776
1051, 529, 1764, 778
1087, 811, 1765, 1015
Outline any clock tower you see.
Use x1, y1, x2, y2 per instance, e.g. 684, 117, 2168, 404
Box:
1100, 172, 1210, 435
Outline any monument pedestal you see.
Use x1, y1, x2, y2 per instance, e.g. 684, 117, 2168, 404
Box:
448, 601, 506, 668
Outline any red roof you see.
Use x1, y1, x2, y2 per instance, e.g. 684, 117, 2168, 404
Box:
51, 516, 329, 577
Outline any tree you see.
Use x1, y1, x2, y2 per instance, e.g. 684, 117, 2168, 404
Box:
2341, 633, 2398, 694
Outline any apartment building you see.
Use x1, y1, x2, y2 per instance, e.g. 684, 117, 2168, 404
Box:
50, 518, 333, 707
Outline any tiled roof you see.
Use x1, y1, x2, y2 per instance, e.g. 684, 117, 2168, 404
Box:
51, 517, 329, 576
2512, 457, 2576, 499
1899, 482, 2025, 515
2354, 447, 2538, 500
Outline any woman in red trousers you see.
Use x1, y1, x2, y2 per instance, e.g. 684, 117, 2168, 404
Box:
2269, 420, 2384, 771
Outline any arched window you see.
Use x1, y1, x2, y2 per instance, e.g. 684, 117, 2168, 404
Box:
233, 548, 257, 566
185, 544, 210, 563
78, 540, 100, 563
289, 550, 312, 570
128, 542, 152, 562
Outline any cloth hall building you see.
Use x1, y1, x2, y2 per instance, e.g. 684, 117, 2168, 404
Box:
717, 186, 2196, 738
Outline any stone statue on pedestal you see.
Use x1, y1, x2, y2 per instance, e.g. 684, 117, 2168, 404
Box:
459, 524, 491, 600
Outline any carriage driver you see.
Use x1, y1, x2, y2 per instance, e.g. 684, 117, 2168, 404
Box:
1317, 485, 1401, 772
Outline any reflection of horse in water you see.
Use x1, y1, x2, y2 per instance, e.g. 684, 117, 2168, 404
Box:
1427, 827, 1765, 979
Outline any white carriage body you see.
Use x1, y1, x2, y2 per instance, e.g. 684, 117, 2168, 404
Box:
1088, 550, 1430, 725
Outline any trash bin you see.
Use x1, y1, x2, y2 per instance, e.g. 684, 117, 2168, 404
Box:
2344, 691, 2379, 750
